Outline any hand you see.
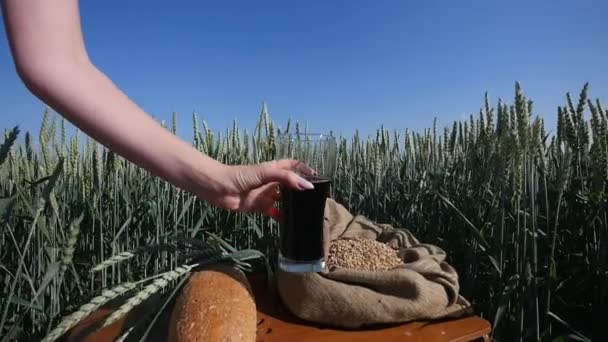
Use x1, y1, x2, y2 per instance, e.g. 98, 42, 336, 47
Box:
1, 0, 315, 222
203, 159, 316, 220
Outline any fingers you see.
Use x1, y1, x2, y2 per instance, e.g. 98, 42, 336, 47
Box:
259, 167, 314, 191
255, 182, 281, 202
272, 159, 316, 176
244, 182, 284, 221
262, 184, 283, 222
229, 160, 316, 219
231, 159, 316, 193
258, 158, 317, 191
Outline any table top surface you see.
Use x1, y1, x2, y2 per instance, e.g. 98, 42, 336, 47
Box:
63, 273, 491, 342
251, 274, 491, 342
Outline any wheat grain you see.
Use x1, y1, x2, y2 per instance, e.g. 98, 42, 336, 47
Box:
326, 238, 403, 272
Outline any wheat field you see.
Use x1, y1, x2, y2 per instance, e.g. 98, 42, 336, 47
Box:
1, 83, 606, 341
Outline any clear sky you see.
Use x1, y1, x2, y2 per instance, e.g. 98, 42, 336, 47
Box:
1, 0, 607, 141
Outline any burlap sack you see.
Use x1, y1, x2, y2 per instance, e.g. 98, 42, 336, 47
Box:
276, 198, 473, 329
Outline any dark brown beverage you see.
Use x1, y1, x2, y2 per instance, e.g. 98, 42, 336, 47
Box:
279, 176, 331, 262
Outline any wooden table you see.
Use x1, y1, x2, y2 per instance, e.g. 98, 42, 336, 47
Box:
63, 273, 492, 342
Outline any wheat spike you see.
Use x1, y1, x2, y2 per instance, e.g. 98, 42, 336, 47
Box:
0, 127, 19, 167
61, 213, 84, 271
192, 111, 200, 149
39, 108, 52, 172
90, 251, 135, 272
41, 282, 136, 342
172, 111, 178, 135
101, 264, 193, 328
91, 239, 179, 270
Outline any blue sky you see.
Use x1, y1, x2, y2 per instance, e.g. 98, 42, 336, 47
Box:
1, 0, 607, 141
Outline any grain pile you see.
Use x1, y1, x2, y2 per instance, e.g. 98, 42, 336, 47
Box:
326, 237, 403, 272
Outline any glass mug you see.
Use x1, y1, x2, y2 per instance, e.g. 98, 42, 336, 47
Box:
276, 133, 337, 273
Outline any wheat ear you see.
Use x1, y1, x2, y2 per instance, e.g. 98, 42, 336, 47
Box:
41, 282, 136, 342
90, 251, 135, 272
90, 243, 178, 273
101, 264, 194, 328
61, 213, 84, 271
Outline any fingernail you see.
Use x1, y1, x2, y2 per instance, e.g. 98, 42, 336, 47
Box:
298, 178, 314, 190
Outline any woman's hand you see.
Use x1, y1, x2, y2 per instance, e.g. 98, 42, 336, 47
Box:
1, 0, 316, 221
196, 159, 316, 221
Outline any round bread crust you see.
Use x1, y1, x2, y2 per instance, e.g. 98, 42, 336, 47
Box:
169, 264, 257, 342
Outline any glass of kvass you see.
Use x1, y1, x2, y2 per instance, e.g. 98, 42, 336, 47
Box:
276, 132, 337, 273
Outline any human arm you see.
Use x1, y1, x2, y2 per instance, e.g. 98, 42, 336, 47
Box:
1, 0, 314, 216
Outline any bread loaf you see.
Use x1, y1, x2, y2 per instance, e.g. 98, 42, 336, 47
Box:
168, 263, 257, 342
